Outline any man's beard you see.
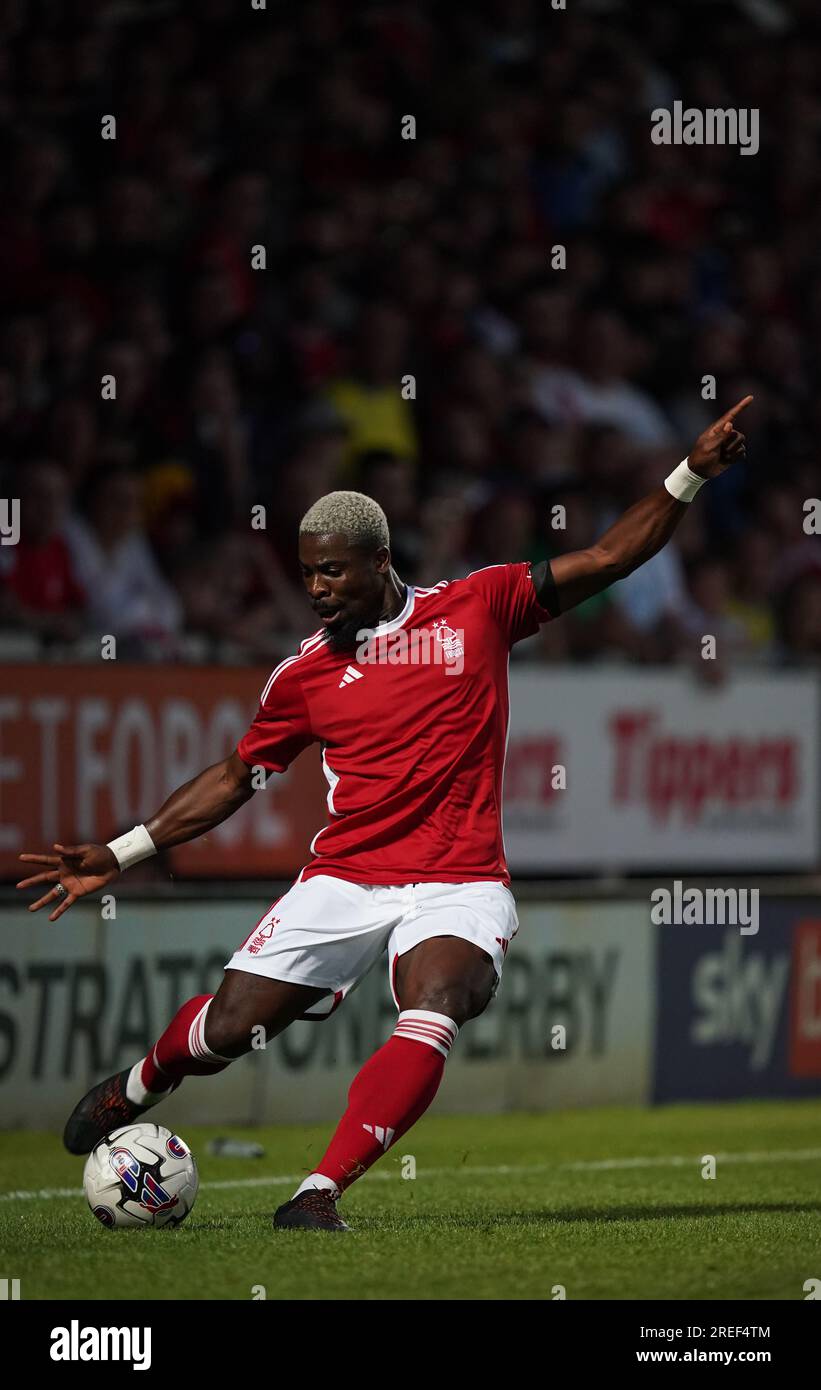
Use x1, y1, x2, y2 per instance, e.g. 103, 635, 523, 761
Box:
324, 609, 381, 653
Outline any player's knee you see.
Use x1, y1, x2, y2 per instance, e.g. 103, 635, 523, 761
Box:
461, 982, 494, 1022
402, 978, 492, 1028
203, 994, 255, 1058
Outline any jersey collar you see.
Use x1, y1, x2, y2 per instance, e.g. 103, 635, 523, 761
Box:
372, 584, 415, 637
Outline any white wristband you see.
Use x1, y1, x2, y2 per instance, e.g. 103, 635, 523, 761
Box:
106, 823, 157, 871
664, 457, 706, 503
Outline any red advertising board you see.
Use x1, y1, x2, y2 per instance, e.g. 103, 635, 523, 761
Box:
2, 664, 818, 879
0, 665, 326, 879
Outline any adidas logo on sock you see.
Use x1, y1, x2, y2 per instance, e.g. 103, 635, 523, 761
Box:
338, 665, 364, 689
362, 1122, 395, 1150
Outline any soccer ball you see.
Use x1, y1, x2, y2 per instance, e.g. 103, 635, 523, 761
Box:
83, 1122, 198, 1229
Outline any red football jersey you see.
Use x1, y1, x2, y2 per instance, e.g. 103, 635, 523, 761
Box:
237, 563, 552, 886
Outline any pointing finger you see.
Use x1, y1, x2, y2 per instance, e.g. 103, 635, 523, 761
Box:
714, 395, 754, 430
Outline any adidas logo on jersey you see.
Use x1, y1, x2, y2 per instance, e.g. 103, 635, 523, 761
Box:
362, 1123, 395, 1150
338, 665, 365, 689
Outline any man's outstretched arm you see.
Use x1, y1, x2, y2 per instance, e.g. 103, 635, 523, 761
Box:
17, 751, 255, 921
532, 395, 752, 617
144, 750, 256, 849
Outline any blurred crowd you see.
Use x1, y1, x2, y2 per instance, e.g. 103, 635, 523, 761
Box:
1, 0, 821, 668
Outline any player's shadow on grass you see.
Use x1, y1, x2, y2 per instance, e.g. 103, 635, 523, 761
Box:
191, 1200, 821, 1233
510, 1201, 821, 1225
388, 1201, 821, 1230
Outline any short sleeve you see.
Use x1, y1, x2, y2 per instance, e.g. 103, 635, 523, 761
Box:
237, 662, 315, 773
466, 562, 553, 645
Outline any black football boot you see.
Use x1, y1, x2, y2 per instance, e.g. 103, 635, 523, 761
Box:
63, 1068, 159, 1155
273, 1189, 351, 1232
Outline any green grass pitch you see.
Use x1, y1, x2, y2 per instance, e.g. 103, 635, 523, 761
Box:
1, 1099, 819, 1300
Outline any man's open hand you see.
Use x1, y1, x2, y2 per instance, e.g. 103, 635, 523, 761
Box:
688, 395, 753, 478
17, 844, 120, 922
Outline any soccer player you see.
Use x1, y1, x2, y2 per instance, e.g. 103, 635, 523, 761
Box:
18, 399, 750, 1231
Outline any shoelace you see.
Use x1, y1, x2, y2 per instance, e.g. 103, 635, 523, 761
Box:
297, 1190, 343, 1221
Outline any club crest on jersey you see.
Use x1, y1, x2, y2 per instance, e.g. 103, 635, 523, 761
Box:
432, 618, 464, 663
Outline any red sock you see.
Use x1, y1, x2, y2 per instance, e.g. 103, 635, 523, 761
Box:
297, 1010, 459, 1196
126, 995, 233, 1105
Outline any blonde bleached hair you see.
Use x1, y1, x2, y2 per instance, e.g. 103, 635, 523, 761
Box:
299, 490, 390, 550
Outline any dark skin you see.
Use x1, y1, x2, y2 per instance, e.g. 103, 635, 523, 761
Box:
531, 396, 751, 616
17, 398, 751, 1053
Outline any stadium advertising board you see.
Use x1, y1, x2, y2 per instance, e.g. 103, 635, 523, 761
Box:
652, 898, 821, 1101
0, 665, 326, 879
0, 666, 817, 879
505, 669, 818, 871
0, 899, 652, 1127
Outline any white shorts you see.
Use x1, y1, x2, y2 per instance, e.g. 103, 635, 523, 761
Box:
224, 875, 519, 1019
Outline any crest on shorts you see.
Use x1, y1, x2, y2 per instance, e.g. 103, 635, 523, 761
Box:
246, 916, 280, 953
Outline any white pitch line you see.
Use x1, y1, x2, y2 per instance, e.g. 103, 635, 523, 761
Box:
562, 1147, 821, 1172
2, 1147, 821, 1203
